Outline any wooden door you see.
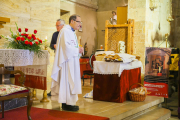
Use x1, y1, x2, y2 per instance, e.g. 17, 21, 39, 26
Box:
117, 6, 128, 24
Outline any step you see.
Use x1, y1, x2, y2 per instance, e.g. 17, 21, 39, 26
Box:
77, 96, 164, 120
122, 104, 160, 120
108, 96, 164, 120
132, 108, 171, 120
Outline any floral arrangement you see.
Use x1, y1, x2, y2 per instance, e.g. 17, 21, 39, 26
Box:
1, 23, 44, 54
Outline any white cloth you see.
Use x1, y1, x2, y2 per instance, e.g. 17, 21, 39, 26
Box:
0, 49, 50, 66
95, 51, 115, 56
14, 65, 47, 77
93, 60, 143, 77
117, 53, 136, 63
83, 90, 93, 99
51, 25, 82, 105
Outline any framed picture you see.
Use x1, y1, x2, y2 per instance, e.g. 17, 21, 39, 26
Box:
78, 22, 82, 32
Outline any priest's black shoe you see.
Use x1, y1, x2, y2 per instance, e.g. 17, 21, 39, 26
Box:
62, 103, 79, 111
47, 91, 51, 96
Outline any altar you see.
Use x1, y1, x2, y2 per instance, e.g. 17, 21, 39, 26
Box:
0, 49, 50, 101
93, 60, 143, 103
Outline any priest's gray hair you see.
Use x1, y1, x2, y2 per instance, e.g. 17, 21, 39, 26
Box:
57, 19, 65, 25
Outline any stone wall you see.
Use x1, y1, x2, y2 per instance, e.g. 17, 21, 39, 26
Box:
0, 0, 97, 81
0, 0, 61, 82
128, 0, 146, 81
0, 0, 61, 47
145, 0, 172, 48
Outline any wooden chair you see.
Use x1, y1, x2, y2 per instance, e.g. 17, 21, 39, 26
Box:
82, 54, 96, 86
0, 64, 33, 120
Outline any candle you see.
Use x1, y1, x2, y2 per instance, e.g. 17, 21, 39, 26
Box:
78, 36, 81, 46
100, 45, 103, 49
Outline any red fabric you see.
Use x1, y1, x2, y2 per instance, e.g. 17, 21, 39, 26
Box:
144, 81, 168, 98
0, 106, 109, 120
15, 75, 47, 90
0, 89, 29, 97
93, 68, 141, 103
8, 89, 29, 95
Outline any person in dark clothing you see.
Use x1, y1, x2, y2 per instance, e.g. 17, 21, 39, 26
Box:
48, 19, 65, 96
50, 19, 65, 50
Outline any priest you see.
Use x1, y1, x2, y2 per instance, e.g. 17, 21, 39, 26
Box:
51, 14, 83, 111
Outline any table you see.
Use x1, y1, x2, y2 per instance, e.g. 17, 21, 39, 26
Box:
93, 61, 142, 103
0, 49, 50, 101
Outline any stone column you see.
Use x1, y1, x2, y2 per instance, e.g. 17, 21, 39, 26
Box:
128, 0, 146, 81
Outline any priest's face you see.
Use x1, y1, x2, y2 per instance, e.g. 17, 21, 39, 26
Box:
71, 17, 82, 30
56, 21, 64, 32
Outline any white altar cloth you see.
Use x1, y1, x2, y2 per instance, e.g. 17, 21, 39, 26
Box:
0, 49, 50, 90
0, 49, 50, 66
93, 60, 143, 77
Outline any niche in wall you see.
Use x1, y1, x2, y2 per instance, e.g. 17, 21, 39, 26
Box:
60, 9, 70, 25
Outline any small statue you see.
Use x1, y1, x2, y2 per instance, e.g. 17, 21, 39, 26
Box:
110, 11, 117, 25
81, 42, 89, 58
118, 41, 125, 53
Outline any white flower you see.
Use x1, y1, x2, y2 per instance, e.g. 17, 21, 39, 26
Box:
6, 35, 14, 42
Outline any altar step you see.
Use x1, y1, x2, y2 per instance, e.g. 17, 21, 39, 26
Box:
109, 96, 171, 120
131, 108, 171, 120
108, 96, 171, 120
110, 96, 171, 120
79, 96, 171, 120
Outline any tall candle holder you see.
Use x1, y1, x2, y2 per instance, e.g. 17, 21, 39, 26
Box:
149, 0, 158, 11
165, 33, 168, 48
167, 0, 174, 22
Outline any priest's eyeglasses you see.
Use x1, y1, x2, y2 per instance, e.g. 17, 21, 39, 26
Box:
75, 21, 82, 24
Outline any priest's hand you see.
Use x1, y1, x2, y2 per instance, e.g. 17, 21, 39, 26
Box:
54, 44, 56, 49
79, 47, 84, 54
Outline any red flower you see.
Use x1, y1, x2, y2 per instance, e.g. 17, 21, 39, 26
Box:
31, 34, 36, 40
25, 28, 28, 32
24, 41, 29, 45
21, 37, 25, 41
25, 34, 29, 38
34, 30, 37, 34
35, 41, 38, 45
29, 42, 33, 46
27, 36, 31, 40
21, 33, 25, 36
18, 28, 21, 32
39, 40, 42, 43
16, 36, 21, 40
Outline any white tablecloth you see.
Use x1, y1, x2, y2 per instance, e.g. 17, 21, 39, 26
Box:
0, 49, 50, 66
93, 60, 143, 77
